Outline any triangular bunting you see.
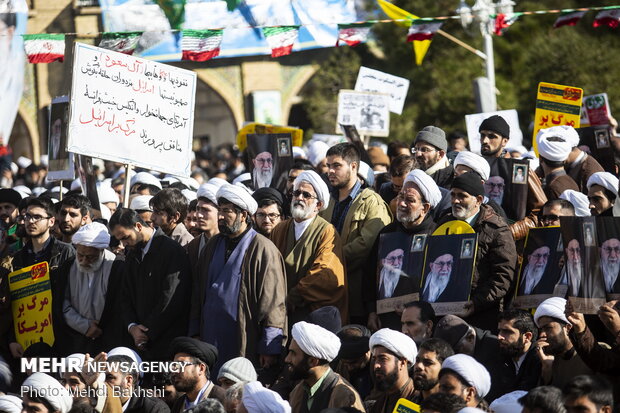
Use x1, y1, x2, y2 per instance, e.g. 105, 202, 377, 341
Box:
181, 29, 223, 61
593, 8, 620, 28
337, 23, 372, 47
99, 32, 142, 55
262, 26, 299, 57
412, 40, 431, 66
407, 19, 443, 42
494, 13, 521, 35
553, 11, 587, 28
22, 34, 65, 63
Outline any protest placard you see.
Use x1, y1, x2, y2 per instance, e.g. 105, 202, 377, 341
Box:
465, 109, 523, 155
354, 66, 410, 115
47, 96, 75, 182
9, 262, 54, 350
533, 82, 583, 154
247, 134, 293, 194
336, 90, 390, 137
236, 123, 303, 151
583, 93, 612, 127
67, 42, 196, 177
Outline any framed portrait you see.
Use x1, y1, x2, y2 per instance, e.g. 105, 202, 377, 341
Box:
595, 217, 620, 300
486, 158, 529, 221
595, 129, 610, 149
512, 164, 528, 185
411, 235, 427, 253
46, 96, 75, 181
247, 133, 293, 193
460, 238, 475, 259
276, 137, 291, 157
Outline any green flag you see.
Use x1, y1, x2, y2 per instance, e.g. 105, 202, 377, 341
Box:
155, 0, 186, 30
225, 0, 241, 12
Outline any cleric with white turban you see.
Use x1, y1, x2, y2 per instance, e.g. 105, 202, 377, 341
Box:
587, 172, 619, 197
537, 127, 573, 162
453, 151, 491, 181
307, 141, 330, 168
294, 171, 330, 211
369, 328, 417, 365
242, 381, 291, 413
22, 373, 73, 413
0, 395, 22, 413
560, 190, 591, 217
196, 183, 219, 206
403, 169, 442, 208
489, 390, 527, 413
441, 354, 491, 399
533, 297, 570, 327
538, 125, 580, 148
71, 222, 110, 249
291, 321, 341, 362
217, 184, 258, 215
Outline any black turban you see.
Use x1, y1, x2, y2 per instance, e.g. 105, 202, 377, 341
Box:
170, 337, 218, 368
252, 187, 284, 206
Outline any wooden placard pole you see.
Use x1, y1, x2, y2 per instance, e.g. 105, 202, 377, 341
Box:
123, 164, 133, 208
59, 180, 64, 201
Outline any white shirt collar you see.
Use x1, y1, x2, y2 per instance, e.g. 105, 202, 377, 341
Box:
294, 217, 314, 241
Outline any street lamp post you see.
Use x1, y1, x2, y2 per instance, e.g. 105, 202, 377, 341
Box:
457, 0, 515, 112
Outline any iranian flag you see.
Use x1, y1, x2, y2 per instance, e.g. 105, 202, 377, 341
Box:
23, 34, 65, 63
553, 11, 587, 28
337, 23, 372, 47
181, 29, 223, 61
406, 20, 442, 42
593, 8, 620, 28
494, 13, 521, 35
262, 26, 299, 57
99, 32, 142, 55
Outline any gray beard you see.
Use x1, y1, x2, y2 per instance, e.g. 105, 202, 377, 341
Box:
452, 204, 475, 220
291, 200, 316, 221
254, 169, 273, 188
397, 209, 421, 225
601, 259, 620, 291
488, 193, 504, 205
567, 261, 582, 295
522, 264, 546, 294
77, 251, 105, 273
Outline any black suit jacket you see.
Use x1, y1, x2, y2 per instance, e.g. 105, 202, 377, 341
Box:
487, 346, 541, 401
126, 393, 170, 413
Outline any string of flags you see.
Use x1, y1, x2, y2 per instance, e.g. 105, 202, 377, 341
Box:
20, 4, 620, 64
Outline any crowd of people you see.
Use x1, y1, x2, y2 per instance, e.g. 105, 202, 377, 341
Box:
0, 113, 618, 413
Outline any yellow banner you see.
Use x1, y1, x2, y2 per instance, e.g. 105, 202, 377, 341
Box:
533, 82, 583, 155
9, 262, 55, 350
392, 398, 420, 413
236, 123, 303, 151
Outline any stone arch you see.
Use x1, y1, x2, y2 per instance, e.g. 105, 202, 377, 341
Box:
282, 65, 318, 125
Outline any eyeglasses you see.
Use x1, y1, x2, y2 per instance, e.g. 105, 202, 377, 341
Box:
292, 190, 316, 200
256, 212, 281, 221
255, 158, 273, 165
433, 260, 453, 268
530, 253, 550, 260
603, 246, 620, 255
485, 182, 505, 190
411, 147, 436, 154
24, 213, 51, 223
385, 255, 404, 264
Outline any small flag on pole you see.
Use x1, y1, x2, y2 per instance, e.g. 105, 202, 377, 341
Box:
337, 23, 372, 47
406, 19, 443, 42
181, 29, 224, 61
262, 26, 299, 58
99, 32, 142, 55
593, 8, 620, 28
553, 11, 587, 28
22, 34, 65, 63
494, 13, 521, 35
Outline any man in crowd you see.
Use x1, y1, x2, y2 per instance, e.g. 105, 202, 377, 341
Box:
170, 337, 226, 411
190, 184, 286, 374
518, 246, 553, 295
563, 126, 605, 193
286, 321, 364, 411
62, 222, 120, 355
110, 208, 191, 361
321, 143, 391, 323
562, 375, 614, 413
491, 309, 541, 400
411, 126, 453, 189
334, 325, 373, 400
270, 170, 347, 324
186, 183, 219, 273
537, 126, 580, 199
57, 194, 91, 243
130, 195, 154, 228
252, 187, 284, 237
540, 198, 575, 227
378, 154, 415, 213
401, 301, 435, 345
518, 386, 566, 413
130, 172, 162, 195
0, 188, 20, 229
367, 169, 440, 331
150, 188, 193, 246
586, 172, 618, 216
252, 151, 274, 189
412, 338, 454, 404
438, 172, 517, 329
438, 354, 492, 410
534, 297, 592, 388
365, 328, 417, 413
7, 196, 75, 357
21, 372, 74, 413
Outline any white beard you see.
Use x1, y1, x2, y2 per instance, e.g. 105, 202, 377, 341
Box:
423, 270, 450, 302
379, 265, 402, 298
291, 200, 316, 221
488, 193, 504, 205
254, 169, 273, 188
397, 208, 421, 225
567, 261, 582, 296
522, 264, 546, 294
77, 251, 105, 273
601, 259, 620, 292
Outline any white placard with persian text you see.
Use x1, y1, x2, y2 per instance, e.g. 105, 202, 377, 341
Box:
67, 43, 196, 176
355, 66, 409, 115
336, 90, 390, 137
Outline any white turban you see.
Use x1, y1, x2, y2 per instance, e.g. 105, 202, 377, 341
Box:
369, 328, 417, 365
489, 390, 527, 413
454, 151, 491, 181
403, 169, 442, 208
587, 172, 619, 197
99, 204, 112, 221
233, 173, 252, 186
457, 409, 486, 413
560, 190, 591, 217
98, 185, 119, 205
294, 171, 331, 211
130, 195, 153, 212
537, 127, 573, 162
217, 184, 258, 215
291, 321, 341, 362
181, 189, 197, 202
242, 381, 291, 413
0, 395, 22, 413
23, 373, 73, 413
208, 177, 229, 188
196, 183, 219, 205
13, 185, 32, 198
108, 346, 143, 378
71, 222, 110, 249
178, 176, 199, 191
64, 353, 85, 372
307, 141, 330, 167
70, 178, 82, 191
130, 172, 162, 190
358, 161, 375, 187
534, 297, 569, 327
292, 146, 306, 159
441, 354, 491, 398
